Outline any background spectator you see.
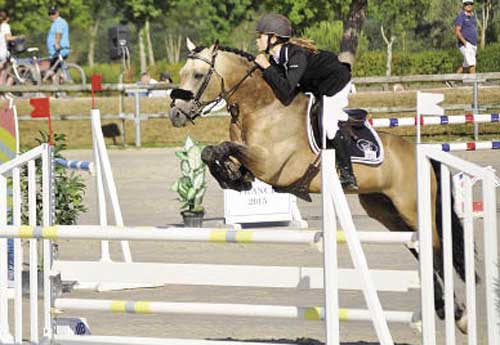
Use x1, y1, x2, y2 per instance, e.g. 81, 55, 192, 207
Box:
159, 72, 173, 83
0, 10, 21, 84
47, 6, 70, 72
454, 0, 477, 74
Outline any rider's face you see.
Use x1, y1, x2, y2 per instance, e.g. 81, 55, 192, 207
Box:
256, 33, 268, 52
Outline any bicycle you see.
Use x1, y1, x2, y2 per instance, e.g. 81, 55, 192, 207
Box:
2, 44, 86, 97
35, 49, 86, 87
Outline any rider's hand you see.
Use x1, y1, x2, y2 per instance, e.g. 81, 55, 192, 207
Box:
255, 53, 271, 69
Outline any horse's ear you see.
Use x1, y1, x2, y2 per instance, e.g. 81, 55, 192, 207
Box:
213, 40, 220, 51
186, 37, 196, 52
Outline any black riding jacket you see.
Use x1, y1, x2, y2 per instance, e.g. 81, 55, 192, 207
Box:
262, 43, 351, 106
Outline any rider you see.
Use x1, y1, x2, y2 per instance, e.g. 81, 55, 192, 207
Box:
254, 13, 357, 189
46, 6, 70, 75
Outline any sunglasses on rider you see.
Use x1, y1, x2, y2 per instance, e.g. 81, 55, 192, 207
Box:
463, 2, 473, 5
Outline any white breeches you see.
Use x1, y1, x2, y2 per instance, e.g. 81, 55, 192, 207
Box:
322, 81, 351, 140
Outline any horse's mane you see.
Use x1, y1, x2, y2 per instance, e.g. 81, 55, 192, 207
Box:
191, 46, 255, 62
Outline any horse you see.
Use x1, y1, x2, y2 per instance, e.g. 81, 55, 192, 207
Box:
169, 41, 470, 333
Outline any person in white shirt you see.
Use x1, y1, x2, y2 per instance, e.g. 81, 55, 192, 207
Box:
0, 10, 20, 83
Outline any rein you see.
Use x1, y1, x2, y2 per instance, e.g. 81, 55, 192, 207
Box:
170, 45, 259, 122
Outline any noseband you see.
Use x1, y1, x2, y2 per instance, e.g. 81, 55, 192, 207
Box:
170, 45, 259, 123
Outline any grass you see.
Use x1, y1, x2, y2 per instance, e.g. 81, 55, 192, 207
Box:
13, 86, 500, 150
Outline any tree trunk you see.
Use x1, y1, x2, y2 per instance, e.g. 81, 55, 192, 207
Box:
87, 19, 100, 67
385, 38, 394, 77
165, 33, 182, 64
339, 0, 368, 66
138, 25, 147, 73
479, 0, 491, 49
380, 25, 395, 90
145, 19, 155, 67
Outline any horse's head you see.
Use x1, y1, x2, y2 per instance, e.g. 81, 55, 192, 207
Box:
169, 39, 224, 127
169, 39, 258, 127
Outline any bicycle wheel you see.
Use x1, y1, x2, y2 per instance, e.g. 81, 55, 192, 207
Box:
1, 63, 38, 98
53, 63, 86, 97
55, 63, 86, 85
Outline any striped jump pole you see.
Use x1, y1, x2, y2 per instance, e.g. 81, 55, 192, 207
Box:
369, 113, 499, 128
54, 298, 417, 324
0, 225, 417, 246
55, 158, 95, 174
429, 140, 500, 152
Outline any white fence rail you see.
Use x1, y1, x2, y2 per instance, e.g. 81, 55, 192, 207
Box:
417, 144, 500, 345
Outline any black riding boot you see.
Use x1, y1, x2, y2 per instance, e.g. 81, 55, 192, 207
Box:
332, 132, 358, 190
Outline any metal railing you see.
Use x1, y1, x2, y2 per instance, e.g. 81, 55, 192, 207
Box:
351, 72, 500, 85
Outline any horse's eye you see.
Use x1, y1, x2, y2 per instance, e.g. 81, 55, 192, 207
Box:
194, 73, 204, 80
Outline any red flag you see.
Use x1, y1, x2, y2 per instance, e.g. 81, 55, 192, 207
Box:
30, 98, 50, 118
29, 97, 53, 145
91, 74, 102, 92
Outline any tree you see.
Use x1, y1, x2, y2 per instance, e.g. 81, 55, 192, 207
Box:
261, 0, 367, 65
477, 0, 494, 48
84, 0, 113, 67
261, 0, 334, 33
369, 0, 431, 76
111, 0, 166, 72
339, 0, 368, 65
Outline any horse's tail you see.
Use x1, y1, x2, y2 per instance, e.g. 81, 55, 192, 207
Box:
431, 160, 468, 282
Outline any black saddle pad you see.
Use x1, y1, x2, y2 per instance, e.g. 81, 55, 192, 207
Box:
308, 97, 384, 165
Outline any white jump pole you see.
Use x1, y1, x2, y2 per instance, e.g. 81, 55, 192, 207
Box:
12, 165, 22, 343
91, 108, 132, 262
54, 299, 416, 323
321, 149, 340, 345
28, 159, 39, 343
0, 174, 14, 343
42, 143, 54, 338
91, 109, 111, 262
440, 165, 456, 345
482, 169, 500, 345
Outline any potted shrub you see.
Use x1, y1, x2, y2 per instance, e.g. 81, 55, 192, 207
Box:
171, 135, 207, 227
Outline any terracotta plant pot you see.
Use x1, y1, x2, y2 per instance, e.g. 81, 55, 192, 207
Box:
181, 210, 204, 228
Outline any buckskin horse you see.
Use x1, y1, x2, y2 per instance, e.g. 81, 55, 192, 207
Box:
169, 41, 470, 333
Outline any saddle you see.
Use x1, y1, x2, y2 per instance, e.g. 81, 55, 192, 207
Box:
306, 94, 384, 165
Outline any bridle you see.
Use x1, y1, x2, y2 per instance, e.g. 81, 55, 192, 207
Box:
170, 43, 259, 123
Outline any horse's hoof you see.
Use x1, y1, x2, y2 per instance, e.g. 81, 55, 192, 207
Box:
456, 312, 468, 334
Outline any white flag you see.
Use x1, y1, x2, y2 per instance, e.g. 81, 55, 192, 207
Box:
417, 92, 444, 116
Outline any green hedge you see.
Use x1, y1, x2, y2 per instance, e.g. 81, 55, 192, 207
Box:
353, 43, 500, 77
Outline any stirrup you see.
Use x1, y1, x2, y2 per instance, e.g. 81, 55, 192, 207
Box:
339, 173, 358, 191
341, 180, 358, 191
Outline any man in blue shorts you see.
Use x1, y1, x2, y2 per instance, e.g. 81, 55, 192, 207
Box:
454, 0, 477, 73
46, 6, 70, 73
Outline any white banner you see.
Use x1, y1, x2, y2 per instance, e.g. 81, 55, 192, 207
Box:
224, 179, 306, 227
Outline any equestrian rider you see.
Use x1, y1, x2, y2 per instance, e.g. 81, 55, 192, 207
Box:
254, 13, 357, 190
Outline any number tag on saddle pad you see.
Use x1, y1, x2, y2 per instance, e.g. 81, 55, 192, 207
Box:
55, 317, 91, 336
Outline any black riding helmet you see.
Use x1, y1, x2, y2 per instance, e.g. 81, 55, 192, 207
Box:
256, 13, 292, 38
256, 13, 292, 53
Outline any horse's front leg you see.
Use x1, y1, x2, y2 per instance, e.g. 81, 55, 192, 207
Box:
201, 142, 254, 191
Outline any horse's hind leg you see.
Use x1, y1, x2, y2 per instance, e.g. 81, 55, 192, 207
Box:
359, 193, 467, 333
